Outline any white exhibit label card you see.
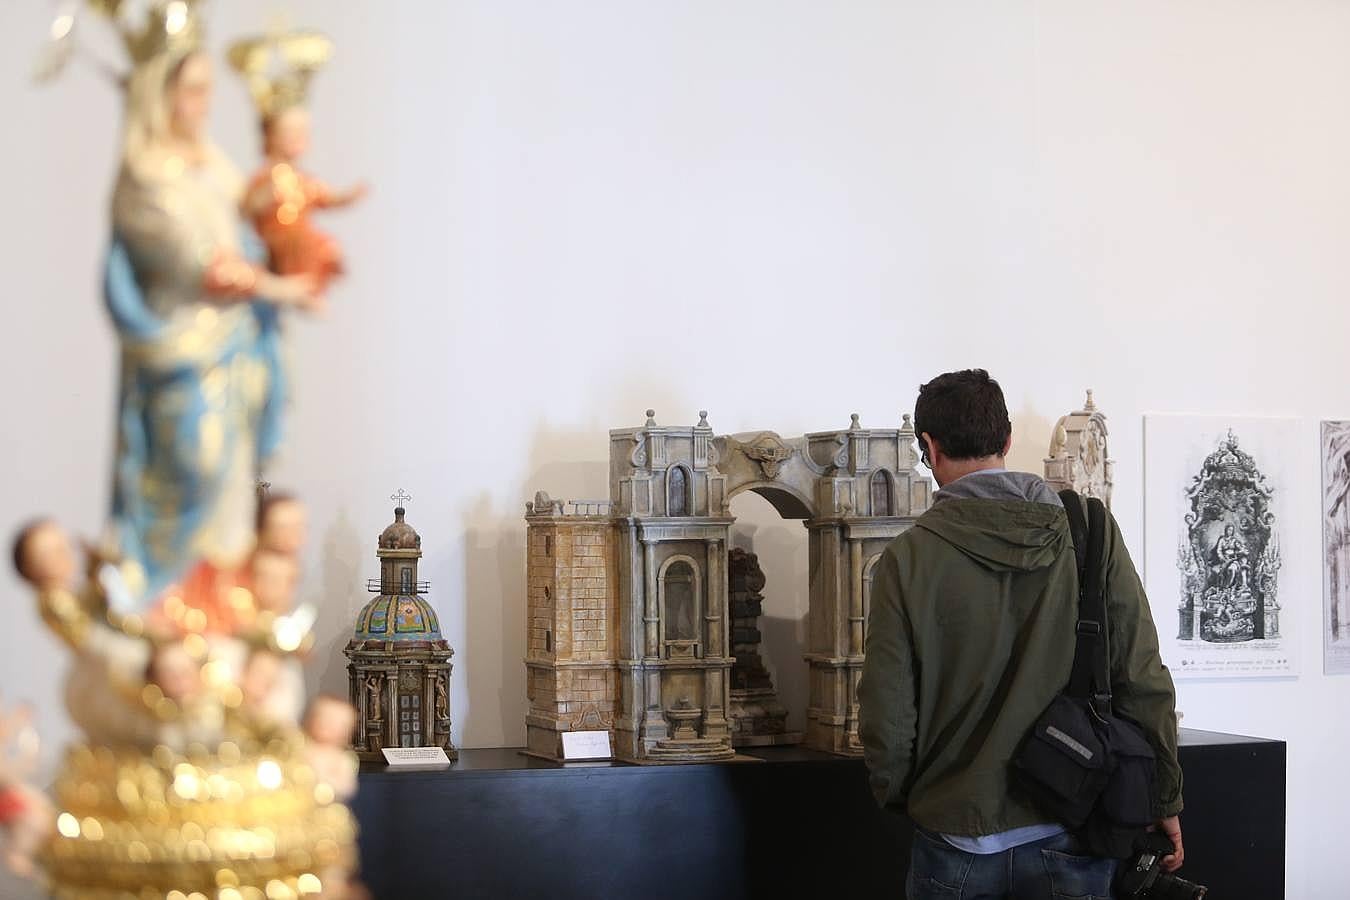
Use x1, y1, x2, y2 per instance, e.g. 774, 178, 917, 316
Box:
561, 730, 612, 760
382, 746, 453, 767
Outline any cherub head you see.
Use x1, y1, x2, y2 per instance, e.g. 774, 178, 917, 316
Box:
262, 105, 311, 163
10, 520, 76, 592
145, 641, 203, 705
251, 549, 298, 614
240, 648, 284, 714
303, 695, 356, 748
257, 493, 306, 557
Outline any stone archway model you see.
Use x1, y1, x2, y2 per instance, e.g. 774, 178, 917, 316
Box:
523, 395, 1105, 762
524, 409, 929, 761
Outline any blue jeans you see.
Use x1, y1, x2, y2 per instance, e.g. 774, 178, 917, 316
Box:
906, 828, 1117, 900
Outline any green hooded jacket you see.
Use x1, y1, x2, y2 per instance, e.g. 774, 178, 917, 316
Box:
857, 476, 1183, 836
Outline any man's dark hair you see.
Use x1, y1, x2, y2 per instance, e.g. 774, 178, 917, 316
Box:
913, 369, 1011, 462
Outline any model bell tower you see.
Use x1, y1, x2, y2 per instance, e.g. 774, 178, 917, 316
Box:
346, 493, 456, 760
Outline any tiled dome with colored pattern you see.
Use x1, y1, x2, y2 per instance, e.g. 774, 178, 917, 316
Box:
353, 593, 443, 642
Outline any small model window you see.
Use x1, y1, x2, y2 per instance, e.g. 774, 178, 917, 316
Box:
401, 567, 413, 593
544, 534, 553, 556
870, 470, 893, 517
399, 693, 422, 747
545, 629, 552, 652
668, 466, 689, 517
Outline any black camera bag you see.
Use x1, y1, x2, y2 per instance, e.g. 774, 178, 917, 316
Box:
1011, 490, 1158, 859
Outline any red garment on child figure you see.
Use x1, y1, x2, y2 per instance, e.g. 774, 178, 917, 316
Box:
247, 162, 344, 289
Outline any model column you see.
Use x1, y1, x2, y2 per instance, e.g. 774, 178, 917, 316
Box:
848, 538, 864, 657
640, 536, 666, 744
845, 537, 864, 749
423, 668, 436, 746
384, 670, 398, 749
702, 537, 729, 740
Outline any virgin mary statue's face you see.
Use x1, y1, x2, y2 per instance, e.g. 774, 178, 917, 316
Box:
169, 52, 213, 142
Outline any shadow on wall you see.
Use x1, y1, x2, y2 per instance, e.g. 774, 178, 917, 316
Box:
1008, 400, 1053, 476
307, 507, 366, 701
458, 421, 614, 749
462, 492, 527, 748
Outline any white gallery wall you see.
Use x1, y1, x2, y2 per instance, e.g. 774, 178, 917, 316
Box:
0, 1, 1345, 895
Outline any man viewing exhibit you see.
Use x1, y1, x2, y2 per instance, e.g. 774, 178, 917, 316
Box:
858, 370, 1185, 900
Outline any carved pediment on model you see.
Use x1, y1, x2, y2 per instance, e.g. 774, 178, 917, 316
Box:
1044, 390, 1114, 507
722, 432, 799, 480
743, 435, 795, 479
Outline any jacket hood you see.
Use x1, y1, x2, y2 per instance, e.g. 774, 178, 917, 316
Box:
933, 469, 1064, 507
915, 497, 1070, 573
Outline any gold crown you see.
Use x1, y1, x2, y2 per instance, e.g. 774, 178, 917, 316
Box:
35, 0, 206, 83
227, 30, 334, 120
101, 0, 205, 64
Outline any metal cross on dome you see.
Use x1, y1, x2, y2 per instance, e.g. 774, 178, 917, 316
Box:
391, 489, 413, 507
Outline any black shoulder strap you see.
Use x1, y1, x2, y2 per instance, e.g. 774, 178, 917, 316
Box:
1059, 490, 1111, 708
1060, 489, 1089, 580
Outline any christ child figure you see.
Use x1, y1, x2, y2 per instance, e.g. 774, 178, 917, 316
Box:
243, 104, 366, 293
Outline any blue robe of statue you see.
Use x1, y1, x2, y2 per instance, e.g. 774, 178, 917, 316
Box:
103, 236, 285, 606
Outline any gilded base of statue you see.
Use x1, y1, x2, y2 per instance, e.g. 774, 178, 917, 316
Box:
42, 740, 356, 899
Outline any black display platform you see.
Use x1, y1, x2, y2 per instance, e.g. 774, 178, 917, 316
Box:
350, 728, 1284, 899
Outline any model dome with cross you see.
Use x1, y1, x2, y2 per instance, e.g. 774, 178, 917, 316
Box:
346, 492, 456, 760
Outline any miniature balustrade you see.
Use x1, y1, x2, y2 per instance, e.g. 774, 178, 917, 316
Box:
367, 577, 431, 594
566, 500, 614, 516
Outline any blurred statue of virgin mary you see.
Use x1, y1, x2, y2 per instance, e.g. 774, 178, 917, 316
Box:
95, 5, 324, 606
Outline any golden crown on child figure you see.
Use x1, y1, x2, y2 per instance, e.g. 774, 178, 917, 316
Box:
12, 3, 362, 897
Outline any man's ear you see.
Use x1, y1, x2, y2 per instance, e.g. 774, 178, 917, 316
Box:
1002, 432, 1013, 457
921, 432, 939, 462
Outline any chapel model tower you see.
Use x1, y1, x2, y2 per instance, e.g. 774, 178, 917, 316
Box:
524, 500, 623, 758
525, 410, 931, 761
347, 501, 456, 761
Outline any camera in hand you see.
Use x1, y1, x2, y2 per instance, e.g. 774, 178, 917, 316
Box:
1115, 832, 1208, 899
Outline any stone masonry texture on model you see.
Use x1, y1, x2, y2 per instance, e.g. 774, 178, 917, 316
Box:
857, 370, 1184, 900
524, 409, 932, 762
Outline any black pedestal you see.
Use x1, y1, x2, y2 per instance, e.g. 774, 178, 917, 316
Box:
350, 727, 1284, 899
